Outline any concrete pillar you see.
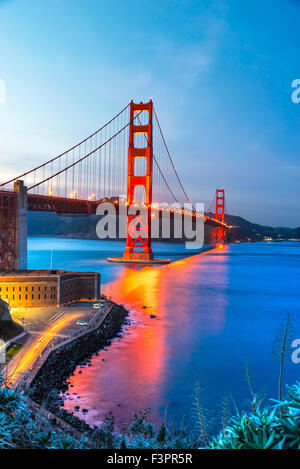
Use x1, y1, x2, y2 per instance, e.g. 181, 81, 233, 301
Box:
13, 180, 27, 270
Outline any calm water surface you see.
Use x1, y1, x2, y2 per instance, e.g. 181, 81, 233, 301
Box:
28, 238, 300, 431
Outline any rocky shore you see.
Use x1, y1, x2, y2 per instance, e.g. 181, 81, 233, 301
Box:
29, 303, 129, 434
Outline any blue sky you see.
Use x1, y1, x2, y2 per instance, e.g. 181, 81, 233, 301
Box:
0, 0, 299, 226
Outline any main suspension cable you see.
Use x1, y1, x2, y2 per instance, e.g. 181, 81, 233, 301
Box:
28, 110, 141, 191
1, 103, 130, 187
153, 106, 191, 203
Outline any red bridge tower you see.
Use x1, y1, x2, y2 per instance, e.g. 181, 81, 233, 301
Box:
123, 100, 154, 262
215, 188, 225, 242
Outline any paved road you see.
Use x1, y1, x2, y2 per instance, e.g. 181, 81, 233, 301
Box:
3, 302, 105, 386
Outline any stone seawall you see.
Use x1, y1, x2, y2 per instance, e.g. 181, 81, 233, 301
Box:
29, 303, 129, 433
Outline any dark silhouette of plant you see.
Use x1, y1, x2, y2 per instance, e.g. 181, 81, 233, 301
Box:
222, 394, 229, 435
242, 360, 258, 414
272, 314, 296, 403
242, 361, 266, 415
191, 381, 209, 447
156, 423, 167, 443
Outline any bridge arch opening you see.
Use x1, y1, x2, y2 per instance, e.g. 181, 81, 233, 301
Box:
132, 184, 146, 205
134, 157, 147, 177
133, 109, 149, 125
133, 133, 148, 149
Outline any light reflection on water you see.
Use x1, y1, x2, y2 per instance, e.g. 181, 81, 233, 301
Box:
28, 239, 300, 431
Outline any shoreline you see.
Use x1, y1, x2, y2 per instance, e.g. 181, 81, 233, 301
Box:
28, 302, 129, 434
25, 245, 216, 434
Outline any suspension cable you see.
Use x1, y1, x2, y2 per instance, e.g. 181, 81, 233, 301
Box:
153, 106, 191, 203
135, 113, 179, 204
1, 103, 130, 187
27, 110, 141, 191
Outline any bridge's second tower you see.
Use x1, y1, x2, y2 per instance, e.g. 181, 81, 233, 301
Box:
215, 188, 225, 242
123, 100, 154, 262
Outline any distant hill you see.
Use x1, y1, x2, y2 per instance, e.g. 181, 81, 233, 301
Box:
28, 212, 101, 239
28, 211, 300, 242
221, 214, 300, 242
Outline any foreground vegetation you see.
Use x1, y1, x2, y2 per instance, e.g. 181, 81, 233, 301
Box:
0, 315, 297, 449
0, 377, 299, 449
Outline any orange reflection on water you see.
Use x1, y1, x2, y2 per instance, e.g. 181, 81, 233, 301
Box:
64, 247, 229, 426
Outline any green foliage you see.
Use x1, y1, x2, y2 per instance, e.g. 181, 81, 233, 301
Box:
0, 385, 27, 414
1, 375, 300, 449
211, 408, 280, 449
211, 383, 300, 449
0, 412, 17, 447
91, 412, 116, 449
275, 382, 300, 449
56, 434, 77, 450
33, 431, 57, 449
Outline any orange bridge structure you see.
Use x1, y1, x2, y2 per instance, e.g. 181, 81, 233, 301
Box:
0, 100, 230, 272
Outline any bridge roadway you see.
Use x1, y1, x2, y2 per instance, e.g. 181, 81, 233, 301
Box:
0, 183, 229, 271
1, 189, 226, 227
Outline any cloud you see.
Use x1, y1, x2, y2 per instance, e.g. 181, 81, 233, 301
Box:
152, 13, 227, 84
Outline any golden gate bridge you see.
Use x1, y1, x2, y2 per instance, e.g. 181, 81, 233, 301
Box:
0, 100, 230, 271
